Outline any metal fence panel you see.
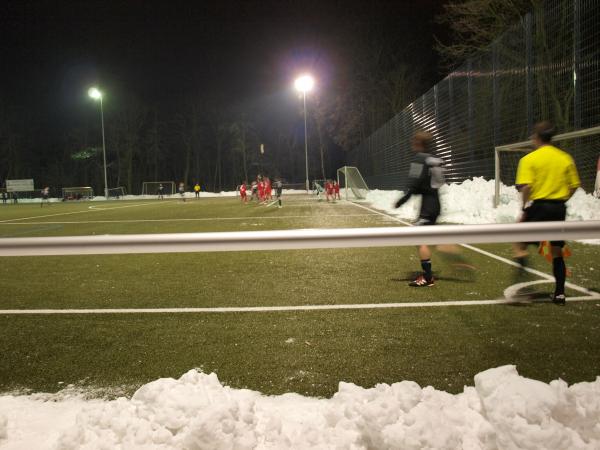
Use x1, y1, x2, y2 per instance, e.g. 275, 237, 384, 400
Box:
349, 0, 600, 192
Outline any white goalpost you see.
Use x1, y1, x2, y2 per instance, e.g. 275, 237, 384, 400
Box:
142, 181, 175, 196
337, 166, 369, 200
494, 125, 600, 207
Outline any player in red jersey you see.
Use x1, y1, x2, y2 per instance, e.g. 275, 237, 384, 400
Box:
325, 180, 334, 202
257, 177, 265, 203
333, 181, 341, 200
239, 182, 248, 203
265, 177, 272, 201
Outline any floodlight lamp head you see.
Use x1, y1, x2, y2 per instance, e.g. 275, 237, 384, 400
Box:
88, 87, 102, 100
294, 75, 314, 93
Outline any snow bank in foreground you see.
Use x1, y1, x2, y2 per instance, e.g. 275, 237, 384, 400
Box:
367, 177, 600, 244
0, 366, 599, 449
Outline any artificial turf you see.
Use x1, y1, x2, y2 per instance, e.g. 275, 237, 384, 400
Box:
0, 196, 599, 397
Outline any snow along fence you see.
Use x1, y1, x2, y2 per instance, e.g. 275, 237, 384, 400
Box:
1, 221, 599, 257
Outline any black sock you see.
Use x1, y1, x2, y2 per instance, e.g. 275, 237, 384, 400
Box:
515, 256, 528, 267
421, 259, 432, 281
553, 257, 566, 296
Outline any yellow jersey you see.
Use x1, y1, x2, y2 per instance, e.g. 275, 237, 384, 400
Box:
515, 144, 580, 200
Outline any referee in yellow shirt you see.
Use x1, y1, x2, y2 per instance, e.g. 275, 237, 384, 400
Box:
514, 121, 581, 305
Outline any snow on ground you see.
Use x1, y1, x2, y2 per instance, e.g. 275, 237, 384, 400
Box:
367, 177, 600, 245
1, 366, 599, 449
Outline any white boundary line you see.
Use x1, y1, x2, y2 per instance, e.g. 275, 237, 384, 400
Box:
1, 293, 600, 315
348, 201, 599, 297
0, 213, 379, 225
0, 202, 163, 224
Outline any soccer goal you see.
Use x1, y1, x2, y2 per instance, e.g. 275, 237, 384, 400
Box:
62, 187, 94, 201
142, 181, 175, 196
494, 125, 600, 207
107, 187, 126, 199
336, 166, 370, 200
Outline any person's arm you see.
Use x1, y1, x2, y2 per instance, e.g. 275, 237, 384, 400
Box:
394, 189, 413, 208
520, 184, 531, 209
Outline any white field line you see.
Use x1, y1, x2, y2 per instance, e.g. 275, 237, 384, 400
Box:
2, 293, 600, 315
0, 202, 165, 224
0, 213, 379, 225
348, 201, 599, 297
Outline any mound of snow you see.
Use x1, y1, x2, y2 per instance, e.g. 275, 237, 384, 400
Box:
0, 366, 600, 449
367, 177, 600, 244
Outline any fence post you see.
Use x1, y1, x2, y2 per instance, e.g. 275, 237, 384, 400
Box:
526, 12, 534, 133
573, 0, 581, 129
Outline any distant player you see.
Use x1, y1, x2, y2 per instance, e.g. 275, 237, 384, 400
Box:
257, 177, 265, 203
239, 182, 248, 203
40, 186, 50, 207
333, 181, 341, 200
194, 183, 201, 198
513, 121, 581, 305
250, 181, 258, 202
157, 183, 164, 200
325, 180, 334, 202
313, 181, 324, 200
265, 177, 272, 201
274, 178, 283, 208
178, 182, 186, 202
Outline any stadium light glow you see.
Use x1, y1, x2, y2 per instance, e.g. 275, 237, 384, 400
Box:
294, 75, 314, 93
88, 87, 102, 100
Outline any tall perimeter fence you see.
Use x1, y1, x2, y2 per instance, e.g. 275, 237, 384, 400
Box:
348, 0, 600, 192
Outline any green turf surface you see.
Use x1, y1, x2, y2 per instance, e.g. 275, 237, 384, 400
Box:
0, 196, 599, 397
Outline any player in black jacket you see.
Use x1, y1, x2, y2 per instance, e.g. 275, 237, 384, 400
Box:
395, 131, 446, 287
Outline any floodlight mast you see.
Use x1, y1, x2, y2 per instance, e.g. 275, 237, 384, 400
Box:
294, 75, 314, 192
88, 87, 109, 199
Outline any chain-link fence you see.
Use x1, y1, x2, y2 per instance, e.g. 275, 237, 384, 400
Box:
348, 0, 600, 193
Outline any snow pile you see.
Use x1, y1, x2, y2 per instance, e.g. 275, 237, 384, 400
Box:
1, 366, 600, 449
367, 177, 600, 244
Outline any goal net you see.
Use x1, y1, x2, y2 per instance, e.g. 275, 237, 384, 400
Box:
336, 166, 369, 200
107, 187, 126, 199
142, 181, 175, 196
62, 187, 94, 201
494, 125, 600, 207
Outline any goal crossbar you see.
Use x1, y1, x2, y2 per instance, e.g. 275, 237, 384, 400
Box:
0, 221, 598, 257
494, 125, 600, 207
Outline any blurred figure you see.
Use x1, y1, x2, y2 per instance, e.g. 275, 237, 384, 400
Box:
394, 131, 470, 287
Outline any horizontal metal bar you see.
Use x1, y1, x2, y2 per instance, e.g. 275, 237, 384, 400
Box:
495, 125, 600, 151
0, 221, 599, 257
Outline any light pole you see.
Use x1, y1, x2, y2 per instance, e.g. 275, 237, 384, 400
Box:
294, 74, 314, 192
88, 87, 109, 199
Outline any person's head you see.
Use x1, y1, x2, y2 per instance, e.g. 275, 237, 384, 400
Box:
531, 121, 555, 148
411, 131, 433, 153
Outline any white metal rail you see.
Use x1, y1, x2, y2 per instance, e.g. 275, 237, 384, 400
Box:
0, 221, 599, 256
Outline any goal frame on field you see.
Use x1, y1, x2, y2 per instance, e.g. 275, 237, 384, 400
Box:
494, 125, 600, 207
62, 187, 94, 201
107, 187, 126, 199
336, 166, 370, 200
142, 181, 175, 196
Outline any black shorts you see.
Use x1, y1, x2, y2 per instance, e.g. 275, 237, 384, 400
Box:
522, 200, 566, 247
414, 193, 440, 226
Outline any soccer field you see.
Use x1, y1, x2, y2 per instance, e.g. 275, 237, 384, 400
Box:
1, 195, 599, 397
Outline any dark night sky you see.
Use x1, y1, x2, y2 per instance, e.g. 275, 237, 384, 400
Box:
1, 0, 445, 145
